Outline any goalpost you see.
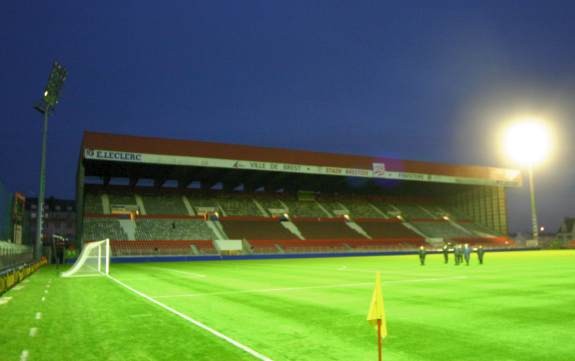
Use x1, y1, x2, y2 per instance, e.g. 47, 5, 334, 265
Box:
61, 239, 110, 277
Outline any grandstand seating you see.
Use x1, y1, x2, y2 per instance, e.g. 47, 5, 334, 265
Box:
393, 204, 434, 219
220, 219, 298, 240
216, 195, 262, 216
110, 240, 216, 256
341, 199, 383, 218
84, 193, 104, 214
82, 187, 512, 255
135, 219, 215, 240
282, 199, 326, 217
449, 237, 513, 248
458, 222, 501, 237
411, 221, 470, 238
140, 193, 188, 215
186, 193, 219, 210
317, 198, 348, 217
355, 220, 422, 239
82, 218, 127, 241
292, 219, 366, 239
346, 238, 427, 250
246, 239, 280, 253
108, 193, 137, 206
255, 196, 286, 214
368, 200, 399, 217
278, 239, 348, 252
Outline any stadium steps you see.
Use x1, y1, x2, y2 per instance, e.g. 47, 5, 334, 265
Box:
419, 205, 437, 218
119, 219, 136, 240
401, 222, 427, 238
447, 219, 474, 236
345, 222, 372, 239
252, 199, 269, 217
182, 195, 195, 215
207, 221, 228, 240
315, 201, 332, 217
215, 201, 227, 216
102, 194, 111, 214
369, 203, 387, 218
190, 244, 200, 255
280, 221, 305, 239
135, 195, 147, 215
243, 240, 254, 254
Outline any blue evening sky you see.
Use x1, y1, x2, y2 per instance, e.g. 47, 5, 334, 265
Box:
1, 1, 574, 233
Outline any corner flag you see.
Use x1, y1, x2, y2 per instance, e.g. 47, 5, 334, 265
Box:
367, 272, 387, 360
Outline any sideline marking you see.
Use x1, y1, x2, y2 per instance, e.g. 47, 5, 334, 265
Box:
29, 328, 38, 337
0, 296, 13, 305
13, 285, 24, 291
35, 312, 42, 320
41, 297, 46, 302
44, 289, 49, 294
108, 275, 273, 361
153, 275, 468, 299
20, 350, 29, 361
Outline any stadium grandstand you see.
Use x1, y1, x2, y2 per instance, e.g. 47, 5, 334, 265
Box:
77, 131, 521, 258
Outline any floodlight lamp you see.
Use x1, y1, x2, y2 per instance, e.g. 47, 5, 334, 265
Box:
503, 119, 551, 166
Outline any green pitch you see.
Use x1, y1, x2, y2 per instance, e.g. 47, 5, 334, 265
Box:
1, 250, 574, 361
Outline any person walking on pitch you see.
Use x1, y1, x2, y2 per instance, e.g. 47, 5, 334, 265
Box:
453, 244, 459, 265
442, 244, 449, 264
418, 246, 427, 266
463, 243, 471, 266
477, 245, 485, 264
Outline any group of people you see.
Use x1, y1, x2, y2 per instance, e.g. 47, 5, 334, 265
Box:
418, 243, 485, 266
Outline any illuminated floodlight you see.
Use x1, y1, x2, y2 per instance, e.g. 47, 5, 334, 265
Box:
503, 119, 551, 166
33, 61, 67, 260
501, 116, 553, 243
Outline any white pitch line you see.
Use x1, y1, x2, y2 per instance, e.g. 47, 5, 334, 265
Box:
107, 275, 273, 361
0, 296, 13, 305
153, 275, 468, 299
20, 350, 29, 361
44, 289, 49, 294
41, 296, 46, 302
35, 312, 42, 320
29, 328, 38, 337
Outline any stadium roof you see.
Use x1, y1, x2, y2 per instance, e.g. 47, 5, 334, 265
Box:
80, 131, 522, 188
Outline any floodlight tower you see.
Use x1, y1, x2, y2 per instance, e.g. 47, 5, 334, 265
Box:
503, 119, 551, 243
34, 61, 67, 259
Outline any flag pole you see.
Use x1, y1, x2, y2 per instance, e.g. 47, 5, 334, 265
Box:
377, 319, 382, 361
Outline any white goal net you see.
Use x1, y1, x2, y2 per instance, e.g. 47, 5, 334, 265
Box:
61, 239, 110, 277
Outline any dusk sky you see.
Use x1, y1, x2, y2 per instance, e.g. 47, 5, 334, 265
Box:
1, 1, 573, 233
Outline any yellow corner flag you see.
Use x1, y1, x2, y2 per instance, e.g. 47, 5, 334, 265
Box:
367, 272, 387, 339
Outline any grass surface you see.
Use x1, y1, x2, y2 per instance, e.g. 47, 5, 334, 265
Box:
1, 250, 574, 361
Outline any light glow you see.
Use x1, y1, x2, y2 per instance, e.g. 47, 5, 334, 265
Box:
503, 119, 551, 165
